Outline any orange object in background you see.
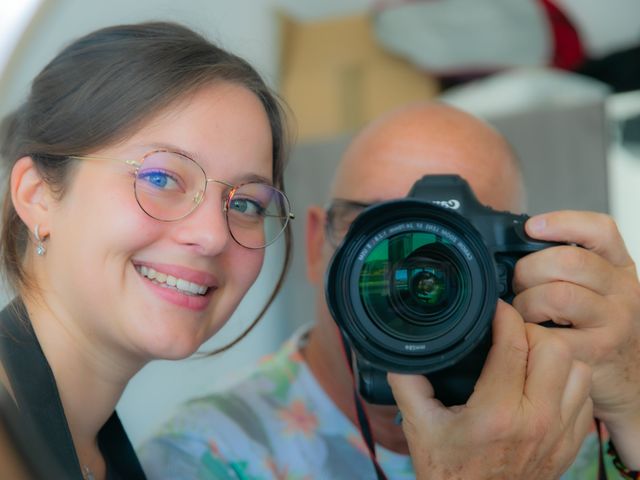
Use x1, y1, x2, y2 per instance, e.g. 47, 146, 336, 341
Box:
279, 13, 439, 142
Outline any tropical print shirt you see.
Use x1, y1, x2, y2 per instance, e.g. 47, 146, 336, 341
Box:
139, 327, 623, 479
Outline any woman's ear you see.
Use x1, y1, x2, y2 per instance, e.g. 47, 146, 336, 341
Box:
11, 156, 51, 235
306, 205, 328, 286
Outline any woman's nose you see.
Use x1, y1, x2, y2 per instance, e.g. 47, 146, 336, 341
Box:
172, 188, 232, 255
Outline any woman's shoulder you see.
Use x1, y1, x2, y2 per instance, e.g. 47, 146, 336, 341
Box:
0, 296, 28, 324
0, 363, 14, 405
0, 372, 70, 479
0, 297, 32, 344
0, 297, 36, 394
0, 297, 26, 406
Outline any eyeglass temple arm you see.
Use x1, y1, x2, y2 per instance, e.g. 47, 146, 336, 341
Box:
68, 155, 142, 168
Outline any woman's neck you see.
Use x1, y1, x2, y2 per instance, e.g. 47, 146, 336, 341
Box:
22, 295, 141, 460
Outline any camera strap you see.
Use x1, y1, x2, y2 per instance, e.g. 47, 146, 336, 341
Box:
338, 329, 389, 480
596, 418, 610, 480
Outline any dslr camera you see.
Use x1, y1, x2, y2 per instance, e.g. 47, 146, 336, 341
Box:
325, 175, 558, 406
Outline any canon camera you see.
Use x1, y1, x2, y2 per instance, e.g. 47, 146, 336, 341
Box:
325, 175, 558, 406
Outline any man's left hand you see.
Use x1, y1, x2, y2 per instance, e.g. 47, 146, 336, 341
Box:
514, 210, 640, 468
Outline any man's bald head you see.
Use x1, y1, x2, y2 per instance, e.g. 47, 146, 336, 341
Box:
331, 102, 525, 212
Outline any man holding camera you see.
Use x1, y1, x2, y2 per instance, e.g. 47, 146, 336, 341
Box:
141, 102, 640, 479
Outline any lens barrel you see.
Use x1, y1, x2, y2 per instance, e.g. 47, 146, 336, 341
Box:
326, 199, 498, 375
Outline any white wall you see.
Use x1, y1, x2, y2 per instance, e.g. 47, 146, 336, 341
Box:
0, 0, 42, 75
0, 0, 280, 109
607, 91, 640, 266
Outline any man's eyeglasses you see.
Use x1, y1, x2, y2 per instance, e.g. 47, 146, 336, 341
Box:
324, 199, 371, 248
69, 149, 294, 249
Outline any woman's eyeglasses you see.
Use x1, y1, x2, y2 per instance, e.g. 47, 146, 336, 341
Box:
69, 149, 294, 249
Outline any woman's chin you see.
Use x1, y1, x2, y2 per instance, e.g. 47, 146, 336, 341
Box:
140, 332, 205, 361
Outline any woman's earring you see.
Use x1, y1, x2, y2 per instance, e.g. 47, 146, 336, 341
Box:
34, 224, 47, 256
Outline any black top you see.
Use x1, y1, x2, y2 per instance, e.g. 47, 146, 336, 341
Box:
0, 298, 147, 480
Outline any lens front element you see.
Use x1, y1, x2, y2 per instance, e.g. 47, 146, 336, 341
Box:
391, 244, 461, 316
359, 232, 470, 342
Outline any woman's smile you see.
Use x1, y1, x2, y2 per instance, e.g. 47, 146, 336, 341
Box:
133, 260, 219, 311
138, 265, 209, 296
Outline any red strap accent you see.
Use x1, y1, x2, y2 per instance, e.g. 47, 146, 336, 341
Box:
539, 0, 586, 69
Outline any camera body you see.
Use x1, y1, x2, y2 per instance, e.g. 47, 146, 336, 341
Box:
325, 174, 558, 406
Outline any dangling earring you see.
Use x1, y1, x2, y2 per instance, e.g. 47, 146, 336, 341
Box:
34, 224, 47, 256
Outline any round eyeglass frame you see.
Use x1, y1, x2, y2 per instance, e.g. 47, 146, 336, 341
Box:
68, 149, 295, 249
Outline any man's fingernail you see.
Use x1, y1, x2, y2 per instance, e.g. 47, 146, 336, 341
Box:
528, 216, 547, 234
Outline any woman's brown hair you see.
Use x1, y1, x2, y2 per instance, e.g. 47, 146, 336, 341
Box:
0, 22, 292, 350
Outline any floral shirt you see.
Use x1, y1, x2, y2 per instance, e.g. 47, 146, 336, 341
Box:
139, 327, 622, 479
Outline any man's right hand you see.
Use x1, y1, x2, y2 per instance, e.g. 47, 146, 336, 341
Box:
388, 301, 593, 480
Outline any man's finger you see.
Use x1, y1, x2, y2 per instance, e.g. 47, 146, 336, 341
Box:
387, 372, 442, 419
559, 360, 592, 428
513, 245, 617, 295
513, 281, 611, 329
523, 324, 573, 411
525, 211, 634, 268
468, 301, 528, 408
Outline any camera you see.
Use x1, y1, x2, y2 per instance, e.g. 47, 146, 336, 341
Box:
325, 175, 559, 406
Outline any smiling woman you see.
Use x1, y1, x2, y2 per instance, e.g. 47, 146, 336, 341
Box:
0, 22, 292, 480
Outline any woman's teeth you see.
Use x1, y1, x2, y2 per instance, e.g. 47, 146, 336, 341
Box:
137, 266, 208, 295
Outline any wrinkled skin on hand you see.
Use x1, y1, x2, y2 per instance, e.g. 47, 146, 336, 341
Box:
388, 302, 593, 480
514, 211, 640, 467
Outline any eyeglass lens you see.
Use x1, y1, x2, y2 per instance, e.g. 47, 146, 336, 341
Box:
326, 200, 369, 247
133, 151, 290, 248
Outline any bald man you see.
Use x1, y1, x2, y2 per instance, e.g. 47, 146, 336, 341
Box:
141, 102, 640, 480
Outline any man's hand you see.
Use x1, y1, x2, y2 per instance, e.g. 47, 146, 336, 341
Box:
388, 302, 593, 480
514, 211, 640, 468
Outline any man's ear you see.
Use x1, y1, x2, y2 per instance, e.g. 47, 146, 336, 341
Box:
11, 156, 51, 235
306, 205, 328, 285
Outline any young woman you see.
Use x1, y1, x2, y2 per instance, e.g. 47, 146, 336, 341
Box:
0, 22, 293, 480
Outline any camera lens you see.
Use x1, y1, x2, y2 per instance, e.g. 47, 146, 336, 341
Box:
359, 232, 470, 341
325, 177, 541, 405
326, 198, 497, 375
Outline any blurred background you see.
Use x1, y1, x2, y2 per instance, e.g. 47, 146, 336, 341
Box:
1, 0, 639, 448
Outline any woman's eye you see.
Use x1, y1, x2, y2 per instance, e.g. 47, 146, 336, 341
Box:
229, 197, 265, 217
137, 169, 182, 191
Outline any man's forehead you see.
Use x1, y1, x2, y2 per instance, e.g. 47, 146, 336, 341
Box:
333, 153, 485, 197
329, 103, 525, 211
331, 157, 523, 214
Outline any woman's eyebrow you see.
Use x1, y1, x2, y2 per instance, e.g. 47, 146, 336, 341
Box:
236, 173, 273, 186
141, 142, 199, 160
138, 143, 274, 186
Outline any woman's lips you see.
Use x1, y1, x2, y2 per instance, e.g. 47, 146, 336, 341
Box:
136, 265, 209, 295
133, 261, 218, 311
